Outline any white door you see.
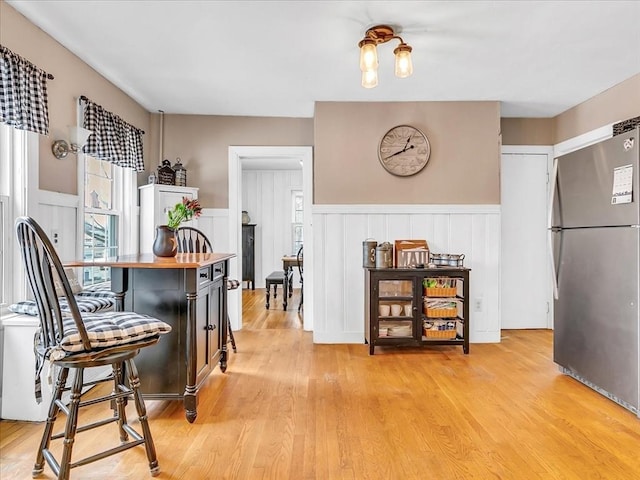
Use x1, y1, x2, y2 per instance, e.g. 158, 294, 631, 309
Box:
501, 151, 551, 329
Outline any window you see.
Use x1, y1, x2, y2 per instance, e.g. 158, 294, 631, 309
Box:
0, 122, 35, 311
291, 189, 303, 254
82, 156, 120, 286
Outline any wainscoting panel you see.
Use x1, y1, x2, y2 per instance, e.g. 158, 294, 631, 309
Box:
199, 208, 230, 252
37, 190, 80, 263
312, 205, 501, 344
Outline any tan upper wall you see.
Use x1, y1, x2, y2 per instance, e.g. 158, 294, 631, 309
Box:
496, 74, 639, 146
149, 114, 313, 207
501, 118, 554, 145
0, 0, 151, 195
314, 102, 501, 204
553, 73, 640, 143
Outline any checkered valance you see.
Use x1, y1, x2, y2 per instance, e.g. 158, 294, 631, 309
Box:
0, 45, 50, 135
82, 98, 145, 171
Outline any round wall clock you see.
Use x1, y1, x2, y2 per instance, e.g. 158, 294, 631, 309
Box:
378, 125, 431, 176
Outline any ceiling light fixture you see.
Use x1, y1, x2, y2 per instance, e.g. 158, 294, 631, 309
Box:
358, 24, 413, 88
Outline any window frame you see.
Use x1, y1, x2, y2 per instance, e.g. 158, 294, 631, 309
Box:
0, 123, 38, 314
78, 152, 138, 285
291, 189, 303, 255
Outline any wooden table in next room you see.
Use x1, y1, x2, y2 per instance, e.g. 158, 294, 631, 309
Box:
281, 255, 302, 310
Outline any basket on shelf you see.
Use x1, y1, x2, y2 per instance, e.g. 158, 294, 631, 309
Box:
423, 320, 458, 339
425, 308, 457, 318
424, 286, 457, 297
423, 278, 457, 297
423, 299, 458, 318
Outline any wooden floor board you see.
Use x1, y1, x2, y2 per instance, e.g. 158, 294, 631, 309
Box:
2, 288, 640, 479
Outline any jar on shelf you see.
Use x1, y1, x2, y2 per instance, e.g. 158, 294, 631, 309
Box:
173, 158, 187, 186
375, 242, 393, 268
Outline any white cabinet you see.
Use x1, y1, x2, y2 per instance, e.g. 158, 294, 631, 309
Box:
139, 184, 199, 254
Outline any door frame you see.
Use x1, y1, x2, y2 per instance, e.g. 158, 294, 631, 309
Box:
228, 146, 313, 331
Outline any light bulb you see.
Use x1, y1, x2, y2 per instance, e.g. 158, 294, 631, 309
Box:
394, 44, 413, 78
362, 69, 378, 89
359, 40, 378, 72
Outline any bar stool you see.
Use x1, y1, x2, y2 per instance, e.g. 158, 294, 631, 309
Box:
15, 216, 172, 480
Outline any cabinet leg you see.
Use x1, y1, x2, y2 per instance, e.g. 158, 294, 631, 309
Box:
183, 390, 197, 423
220, 349, 228, 373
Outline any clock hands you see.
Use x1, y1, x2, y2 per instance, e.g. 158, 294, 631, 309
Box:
384, 143, 414, 160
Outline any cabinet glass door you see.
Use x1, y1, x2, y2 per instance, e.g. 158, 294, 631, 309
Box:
377, 280, 414, 338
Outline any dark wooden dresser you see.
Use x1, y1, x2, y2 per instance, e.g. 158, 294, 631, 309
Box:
242, 224, 256, 290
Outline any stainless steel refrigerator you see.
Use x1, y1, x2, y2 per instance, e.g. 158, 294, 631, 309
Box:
550, 127, 639, 415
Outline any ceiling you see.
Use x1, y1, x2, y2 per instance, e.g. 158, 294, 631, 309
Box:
7, 1, 640, 119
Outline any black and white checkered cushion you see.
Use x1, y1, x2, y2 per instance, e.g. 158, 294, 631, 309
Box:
57, 312, 171, 353
77, 283, 114, 297
9, 294, 115, 316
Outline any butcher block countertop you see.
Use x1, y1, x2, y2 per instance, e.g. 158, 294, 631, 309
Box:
64, 252, 235, 269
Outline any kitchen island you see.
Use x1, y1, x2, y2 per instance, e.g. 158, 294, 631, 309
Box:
65, 252, 235, 423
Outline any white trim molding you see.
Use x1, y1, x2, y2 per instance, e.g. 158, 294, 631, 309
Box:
313, 204, 500, 215
554, 122, 616, 158
228, 146, 314, 332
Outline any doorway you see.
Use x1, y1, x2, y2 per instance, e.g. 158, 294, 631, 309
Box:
228, 146, 313, 332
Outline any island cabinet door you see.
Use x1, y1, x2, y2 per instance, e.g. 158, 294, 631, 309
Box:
195, 281, 211, 383
195, 269, 224, 385
207, 276, 223, 367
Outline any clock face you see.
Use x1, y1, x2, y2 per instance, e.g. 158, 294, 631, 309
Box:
378, 125, 431, 176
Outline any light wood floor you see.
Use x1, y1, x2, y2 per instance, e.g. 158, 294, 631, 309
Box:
2, 288, 640, 479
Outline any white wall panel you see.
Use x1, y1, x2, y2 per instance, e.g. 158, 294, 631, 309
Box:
37, 190, 79, 263
198, 208, 230, 252
311, 205, 501, 344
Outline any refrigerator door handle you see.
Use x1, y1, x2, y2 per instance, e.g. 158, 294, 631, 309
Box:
548, 228, 559, 300
548, 157, 558, 229
548, 157, 560, 299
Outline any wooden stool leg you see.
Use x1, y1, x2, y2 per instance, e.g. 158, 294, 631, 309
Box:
273, 284, 278, 299
126, 358, 160, 476
112, 362, 129, 442
58, 368, 85, 480
33, 367, 69, 477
